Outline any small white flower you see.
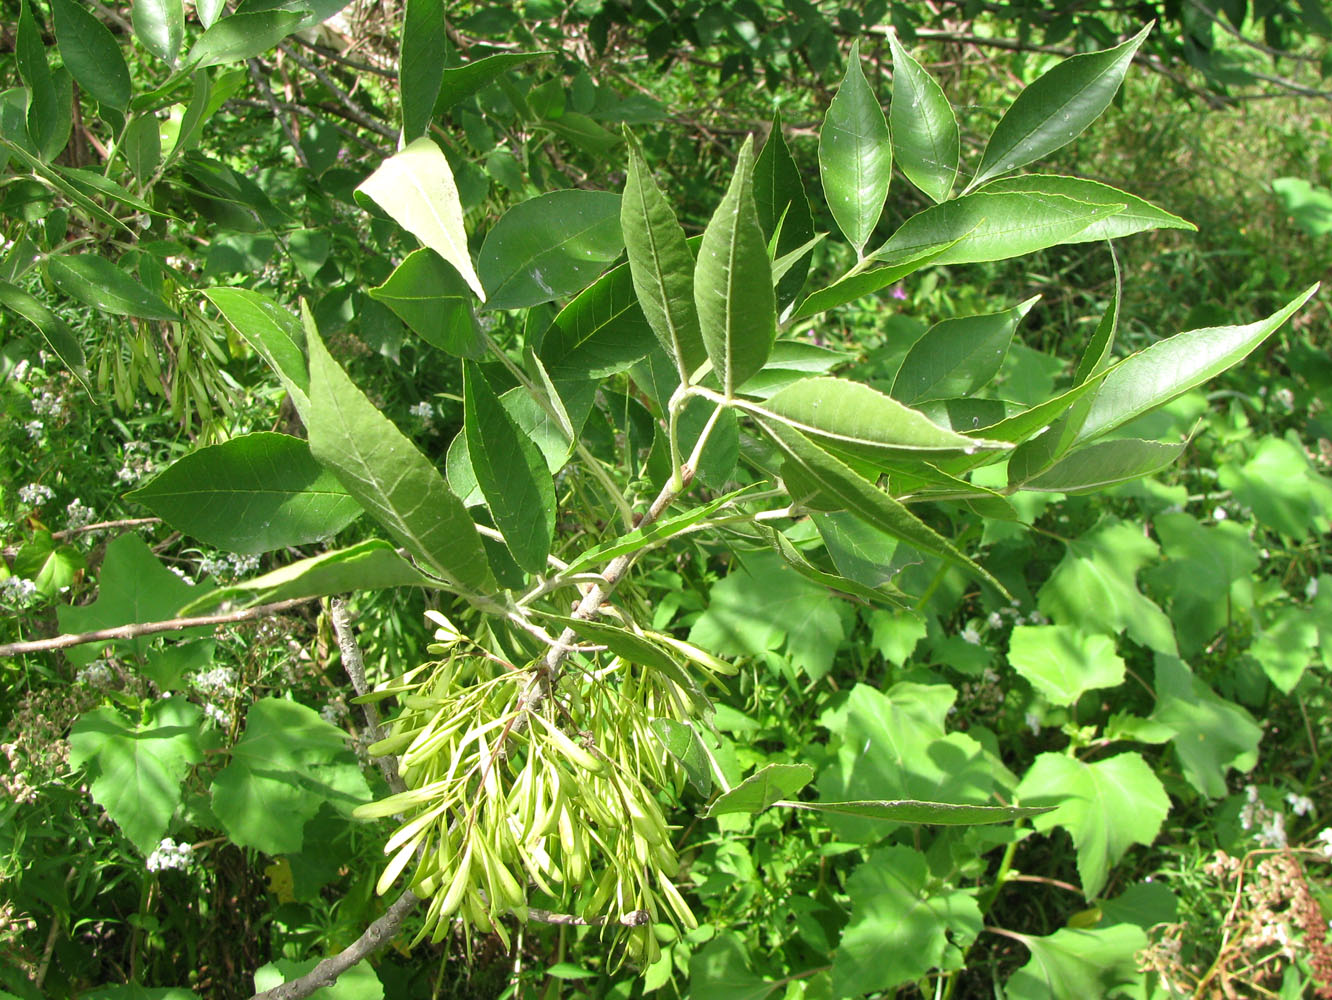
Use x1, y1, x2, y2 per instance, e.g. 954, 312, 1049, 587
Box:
228, 553, 260, 575
1027, 611, 1048, 625
76, 660, 115, 688
203, 703, 232, 728
1212, 506, 1228, 521
1316, 828, 1332, 858
960, 626, 981, 645
319, 703, 346, 724
169, 566, 195, 586
1306, 578, 1319, 601
65, 498, 96, 530
197, 555, 229, 578
11, 359, 30, 382
23, 420, 43, 440
1258, 811, 1287, 849
30, 390, 64, 417
1286, 792, 1314, 817
1275, 387, 1295, 409
18, 483, 54, 506
193, 667, 237, 693
0, 577, 38, 603
145, 837, 194, 872
987, 612, 1004, 629
409, 401, 433, 421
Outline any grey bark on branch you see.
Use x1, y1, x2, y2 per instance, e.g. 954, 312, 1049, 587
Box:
247, 890, 420, 1000
0, 598, 317, 658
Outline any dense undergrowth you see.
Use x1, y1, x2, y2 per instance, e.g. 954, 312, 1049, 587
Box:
2, 2, 1332, 999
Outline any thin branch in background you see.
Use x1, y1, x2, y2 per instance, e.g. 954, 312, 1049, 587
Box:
248, 59, 311, 168
247, 890, 420, 1000
0, 597, 317, 658
1184, 0, 1322, 64
288, 33, 397, 79
226, 98, 388, 154
2, 517, 161, 561
276, 45, 399, 139
329, 597, 403, 794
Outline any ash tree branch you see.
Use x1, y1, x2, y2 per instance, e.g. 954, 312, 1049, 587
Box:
329, 597, 403, 794
0, 598, 318, 658
248, 890, 420, 1000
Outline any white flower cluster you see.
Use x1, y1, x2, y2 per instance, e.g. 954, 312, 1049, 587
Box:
76, 660, 115, 688
65, 498, 96, 530
17, 483, 54, 506
168, 566, 196, 586
116, 441, 155, 485
23, 420, 43, 441
1317, 828, 1332, 859
1240, 785, 1288, 848
409, 400, 434, 422
320, 699, 348, 724
10, 359, 30, 383
1286, 792, 1315, 817
198, 552, 261, 579
30, 390, 64, 417
0, 577, 38, 604
145, 837, 193, 873
202, 703, 233, 728
193, 666, 237, 694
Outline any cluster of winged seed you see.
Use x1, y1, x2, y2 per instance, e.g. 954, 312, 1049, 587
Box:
354, 642, 702, 962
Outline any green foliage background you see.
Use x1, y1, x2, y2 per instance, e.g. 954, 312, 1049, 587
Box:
1, 2, 1331, 999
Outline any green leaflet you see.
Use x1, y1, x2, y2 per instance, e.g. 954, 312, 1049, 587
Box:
178, 540, 445, 615
979, 175, 1195, 242
51, 0, 131, 111
0, 279, 88, 382
128, 433, 363, 554
874, 190, 1123, 266
187, 11, 307, 68
367, 249, 485, 358
754, 111, 815, 310
739, 377, 1010, 463
707, 763, 814, 817
891, 296, 1039, 404
969, 24, 1151, 191
204, 287, 310, 420
621, 135, 706, 380
17, 0, 68, 162
304, 306, 494, 593
462, 362, 556, 575
787, 238, 957, 322
695, 136, 776, 395
886, 32, 958, 203
1017, 438, 1183, 494
757, 417, 1009, 597
1076, 284, 1318, 443
46, 254, 181, 321
356, 137, 487, 301
478, 190, 624, 309
819, 39, 891, 254
132, 0, 184, 65
400, 0, 446, 140
434, 52, 552, 113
